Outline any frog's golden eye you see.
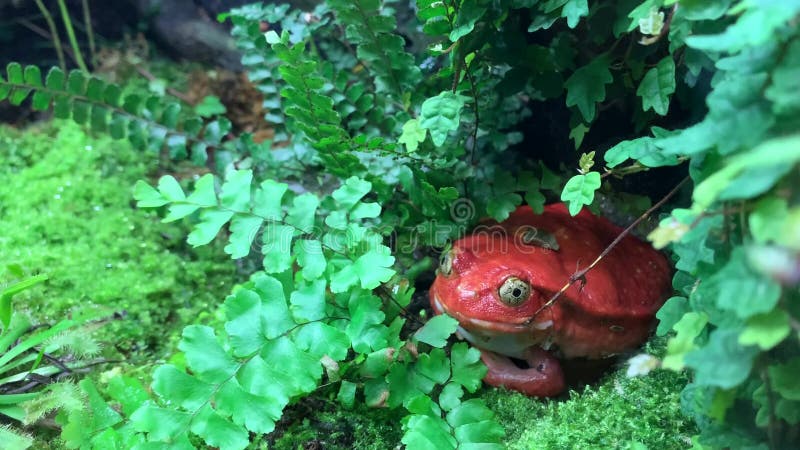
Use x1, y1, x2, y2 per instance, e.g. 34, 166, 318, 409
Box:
498, 277, 531, 306
439, 251, 453, 276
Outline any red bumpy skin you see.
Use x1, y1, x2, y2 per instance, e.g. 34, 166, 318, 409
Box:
429, 203, 672, 397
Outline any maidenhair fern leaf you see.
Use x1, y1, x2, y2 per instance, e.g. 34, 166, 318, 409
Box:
187, 210, 235, 247
332, 176, 372, 210
449, 343, 487, 393
252, 179, 288, 220
353, 246, 396, 289
419, 92, 469, 147
289, 278, 327, 323
294, 239, 326, 280
402, 415, 457, 450
413, 314, 459, 348
262, 223, 296, 272
225, 215, 264, 259
416, 348, 451, 385
446, 399, 505, 447
128, 274, 352, 449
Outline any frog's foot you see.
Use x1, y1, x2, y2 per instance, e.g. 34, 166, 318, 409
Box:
479, 347, 565, 397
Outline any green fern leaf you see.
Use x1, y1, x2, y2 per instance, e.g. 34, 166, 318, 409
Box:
225, 216, 264, 259
560, 172, 601, 215
262, 223, 295, 273
414, 315, 459, 348
419, 92, 469, 146
637, 57, 676, 115
564, 55, 613, 123
449, 343, 486, 392
253, 180, 288, 220
294, 239, 326, 280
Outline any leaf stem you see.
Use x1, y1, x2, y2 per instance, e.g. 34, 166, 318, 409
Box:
80, 0, 96, 67
33, 0, 66, 73
56, 0, 88, 72
761, 364, 779, 450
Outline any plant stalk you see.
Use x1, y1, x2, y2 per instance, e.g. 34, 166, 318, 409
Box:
56, 0, 88, 72
33, 0, 66, 73
80, 0, 97, 67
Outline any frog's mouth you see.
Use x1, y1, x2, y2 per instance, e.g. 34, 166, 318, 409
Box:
431, 295, 553, 334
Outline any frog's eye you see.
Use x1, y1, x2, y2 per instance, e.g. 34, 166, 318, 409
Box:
439, 251, 453, 276
498, 277, 531, 306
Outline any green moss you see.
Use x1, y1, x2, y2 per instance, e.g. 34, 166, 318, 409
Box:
484, 340, 696, 450
0, 121, 238, 357
243, 352, 693, 450
252, 398, 402, 450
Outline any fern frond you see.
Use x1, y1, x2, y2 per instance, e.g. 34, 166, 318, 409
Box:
226, 3, 295, 143
129, 273, 364, 449
133, 170, 395, 281
417, 0, 454, 38
328, 0, 421, 103
268, 33, 368, 176
0, 63, 226, 163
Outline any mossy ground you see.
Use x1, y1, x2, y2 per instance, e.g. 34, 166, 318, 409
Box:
0, 121, 238, 358
0, 122, 695, 449
256, 344, 695, 450
485, 351, 696, 449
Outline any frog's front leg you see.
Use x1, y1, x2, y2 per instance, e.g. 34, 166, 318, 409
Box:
479, 347, 565, 397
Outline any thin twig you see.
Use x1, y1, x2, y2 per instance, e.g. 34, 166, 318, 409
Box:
528, 176, 691, 322
40, 352, 72, 374
6, 380, 43, 394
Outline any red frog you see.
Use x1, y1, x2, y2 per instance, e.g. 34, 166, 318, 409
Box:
429, 203, 672, 397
